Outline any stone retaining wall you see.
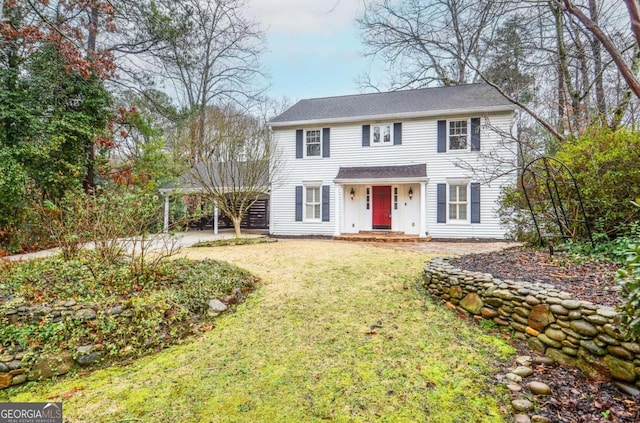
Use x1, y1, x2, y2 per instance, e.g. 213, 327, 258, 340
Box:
0, 297, 229, 390
423, 257, 640, 392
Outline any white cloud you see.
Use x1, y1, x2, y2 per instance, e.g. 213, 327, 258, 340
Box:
244, 0, 363, 35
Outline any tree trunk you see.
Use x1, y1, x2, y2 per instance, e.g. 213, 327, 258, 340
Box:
589, 0, 606, 117
83, 6, 99, 195
231, 216, 242, 238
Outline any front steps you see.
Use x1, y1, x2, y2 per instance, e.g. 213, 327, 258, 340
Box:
333, 231, 432, 243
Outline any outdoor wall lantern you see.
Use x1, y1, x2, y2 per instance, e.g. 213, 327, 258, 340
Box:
408, 187, 414, 200
350, 188, 355, 200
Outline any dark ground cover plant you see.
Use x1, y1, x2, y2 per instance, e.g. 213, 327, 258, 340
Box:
0, 254, 257, 363
191, 236, 277, 248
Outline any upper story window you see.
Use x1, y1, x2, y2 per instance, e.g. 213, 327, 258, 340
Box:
296, 128, 329, 159
372, 124, 392, 145
306, 129, 321, 157
362, 123, 402, 147
438, 118, 479, 153
449, 120, 468, 150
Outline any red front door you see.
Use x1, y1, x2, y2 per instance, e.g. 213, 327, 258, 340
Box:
372, 186, 392, 229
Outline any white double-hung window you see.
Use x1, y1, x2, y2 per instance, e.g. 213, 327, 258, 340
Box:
449, 184, 468, 222
449, 120, 468, 150
306, 129, 321, 157
305, 185, 321, 221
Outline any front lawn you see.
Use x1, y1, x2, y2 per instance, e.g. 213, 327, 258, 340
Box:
4, 241, 514, 422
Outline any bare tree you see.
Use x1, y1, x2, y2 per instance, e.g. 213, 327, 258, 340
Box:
359, 0, 639, 141
175, 105, 279, 237
145, 0, 265, 139
558, 0, 640, 100
358, 0, 505, 89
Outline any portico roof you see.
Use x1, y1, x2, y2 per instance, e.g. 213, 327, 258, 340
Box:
334, 164, 427, 184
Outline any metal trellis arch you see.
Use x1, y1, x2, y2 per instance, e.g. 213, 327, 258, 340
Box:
521, 156, 594, 248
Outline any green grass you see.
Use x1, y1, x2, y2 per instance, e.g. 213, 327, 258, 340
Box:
4, 241, 514, 422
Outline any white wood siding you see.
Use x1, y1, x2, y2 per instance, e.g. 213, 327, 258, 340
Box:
270, 112, 516, 238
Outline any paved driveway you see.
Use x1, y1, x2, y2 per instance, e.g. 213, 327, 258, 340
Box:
4, 229, 517, 262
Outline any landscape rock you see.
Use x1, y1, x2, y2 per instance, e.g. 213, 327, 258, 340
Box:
506, 373, 523, 383
515, 356, 533, 367
75, 309, 97, 320
528, 304, 555, 331
512, 398, 534, 412
613, 382, 640, 397
507, 382, 522, 392
512, 366, 534, 378
11, 374, 27, 385
528, 381, 552, 396
604, 356, 637, 382
27, 351, 74, 381
570, 320, 598, 337
514, 414, 531, 423
0, 373, 12, 389
459, 293, 483, 314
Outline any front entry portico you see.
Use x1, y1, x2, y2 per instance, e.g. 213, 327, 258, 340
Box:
333, 164, 429, 237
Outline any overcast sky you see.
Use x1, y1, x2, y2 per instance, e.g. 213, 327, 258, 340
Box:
244, 0, 374, 102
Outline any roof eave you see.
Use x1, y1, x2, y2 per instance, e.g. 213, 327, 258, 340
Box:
334, 177, 429, 184
269, 105, 516, 128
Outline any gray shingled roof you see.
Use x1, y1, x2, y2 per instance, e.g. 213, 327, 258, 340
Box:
270, 83, 514, 126
335, 164, 427, 181
160, 162, 269, 192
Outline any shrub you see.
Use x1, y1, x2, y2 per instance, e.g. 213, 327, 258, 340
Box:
617, 241, 640, 341
555, 126, 640, 237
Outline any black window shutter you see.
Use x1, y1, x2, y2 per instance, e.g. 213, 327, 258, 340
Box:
322, 185, 330, 222
437, 183, 446, 223
393, 122, 402, 145
470, 118, 480, 151
437, 120, 446, 153
471, 183, 481, 223
362, 125, 370, 147
295, 130, 303, 158
295, 186, 303, 221
322, 127, 330, 158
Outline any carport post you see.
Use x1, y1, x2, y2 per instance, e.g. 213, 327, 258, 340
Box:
163, 193, 170, 233
213, 203, 219, 234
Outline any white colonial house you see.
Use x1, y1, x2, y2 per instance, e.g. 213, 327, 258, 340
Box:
267, 83, 518, 239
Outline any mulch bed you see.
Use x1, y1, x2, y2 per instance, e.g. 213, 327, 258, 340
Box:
449, 247, 639, 423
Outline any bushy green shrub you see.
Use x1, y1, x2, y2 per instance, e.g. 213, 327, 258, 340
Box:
555, 126, 640, 237
617, 241, 640, 341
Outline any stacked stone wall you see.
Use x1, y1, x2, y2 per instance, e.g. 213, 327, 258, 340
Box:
423, 257, 640, 392
0, 297, 229, 389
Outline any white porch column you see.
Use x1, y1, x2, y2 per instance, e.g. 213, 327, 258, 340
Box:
334, 184, 343, 236
213, 203, 219, 234
163, 194, 170, 233
419, 182, 427, 237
